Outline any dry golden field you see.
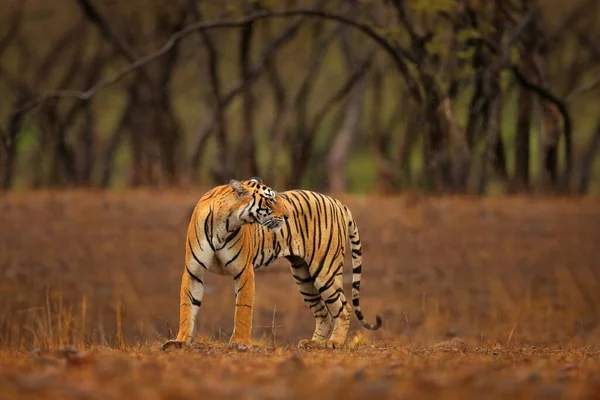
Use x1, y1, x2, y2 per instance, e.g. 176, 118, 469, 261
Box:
0, 189, 599, 399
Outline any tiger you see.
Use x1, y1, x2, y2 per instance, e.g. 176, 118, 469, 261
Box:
162, 177, 382, 350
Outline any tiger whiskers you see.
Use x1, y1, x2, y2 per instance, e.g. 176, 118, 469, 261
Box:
252, 223, 268, 237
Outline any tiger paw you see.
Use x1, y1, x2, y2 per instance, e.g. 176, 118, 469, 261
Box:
319, 339, 345, 349
228, 340, 252, 352
297, 339, 321, 349
161, 340, 190, 351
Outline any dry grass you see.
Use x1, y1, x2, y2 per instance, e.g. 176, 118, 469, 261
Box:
0, 189, 599, 399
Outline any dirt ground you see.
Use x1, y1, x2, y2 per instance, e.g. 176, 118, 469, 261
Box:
0, 189, 599, 399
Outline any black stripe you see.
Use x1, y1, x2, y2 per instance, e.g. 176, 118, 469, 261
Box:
225, 211, 232, 232
325, 287, 343, 299
307, 205, 321, 269
257, 230, 266, 266
235, 279, 247, 296
233, 264, 247, 280
187, 291, 202, 307
186, 266, 203, 284
289, 199, 302, 234
227, 233, 243, 250
313, 305, 326, 313
325, 294, 340, 304
251, 229, 264, 266
240, 196, 256, 219
310, 223, 334, 279
218, 227, 241, 250
292, 274, 313, 283
318, 263, 341, 294
304, 297, 321, 305
316, 193, 329, 227
352, 248, 362, 256
332, 301, 347, 318
312, 192, 323, 220
352, 281, 361, 290
352, 298, 360, 307
193, 218, 203, 251
300, 213, 309, 255
294, 191, 314, 220
225, 247, 243, 268
300, 291, 321, 298
204, 208, 216, 252
188, 239, 207, 269
353, 264, 362, 274
284, 217, 293, 250
286, 196, 307, 252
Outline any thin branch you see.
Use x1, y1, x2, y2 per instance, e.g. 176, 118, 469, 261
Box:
76, 0, 139, 62
6, 7, 420, 118
566, 75, 600, 102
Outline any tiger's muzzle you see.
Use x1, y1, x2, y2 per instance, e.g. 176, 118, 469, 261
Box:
262, 216, 285, 232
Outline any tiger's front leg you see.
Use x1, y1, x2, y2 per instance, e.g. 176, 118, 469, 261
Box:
228, 263, 255, 350
162, 263, 205, 350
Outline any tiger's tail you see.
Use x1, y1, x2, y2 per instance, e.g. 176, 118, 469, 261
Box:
347, 209, 382, 330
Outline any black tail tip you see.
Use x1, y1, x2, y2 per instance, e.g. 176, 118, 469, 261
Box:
366, 315, 383, 330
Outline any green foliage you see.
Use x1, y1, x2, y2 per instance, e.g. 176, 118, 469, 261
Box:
456, 28, 481, 44
346, 150, 377, 193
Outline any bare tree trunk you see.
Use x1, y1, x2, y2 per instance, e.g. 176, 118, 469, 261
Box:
326, 32, 366, 194
326, 80, 365, 194
79, 100, 95, 185
239, 16, 258, 178
101, 86, 135, 188
577, 121, 600, 194
154, 10, 186, 187
513, 88, 533, 192
369, 59, 396, 194
440, 97, 471, 193
1, 109, 25, 189
421, 81, 448, 192
263, 56, 291, 187
129, 82, 159, 187
397, 107, 419, 189
542, 103, 560, 189
477, 96, 501, 195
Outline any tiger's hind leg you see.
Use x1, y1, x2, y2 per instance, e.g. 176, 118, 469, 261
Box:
287, 256, 332, 349
313, 266, 351, 349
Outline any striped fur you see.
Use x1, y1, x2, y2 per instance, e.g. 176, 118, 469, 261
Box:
162, 177, 381, 350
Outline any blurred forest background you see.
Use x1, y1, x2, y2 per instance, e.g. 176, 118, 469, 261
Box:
1, 0, 599, 195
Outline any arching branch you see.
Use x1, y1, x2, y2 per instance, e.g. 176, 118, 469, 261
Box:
5, 8, 421, 119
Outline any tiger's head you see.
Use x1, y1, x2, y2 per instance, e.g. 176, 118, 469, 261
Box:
229, 177, 289, 232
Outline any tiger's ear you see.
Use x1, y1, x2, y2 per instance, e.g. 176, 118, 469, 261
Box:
230, 179, 250, 197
